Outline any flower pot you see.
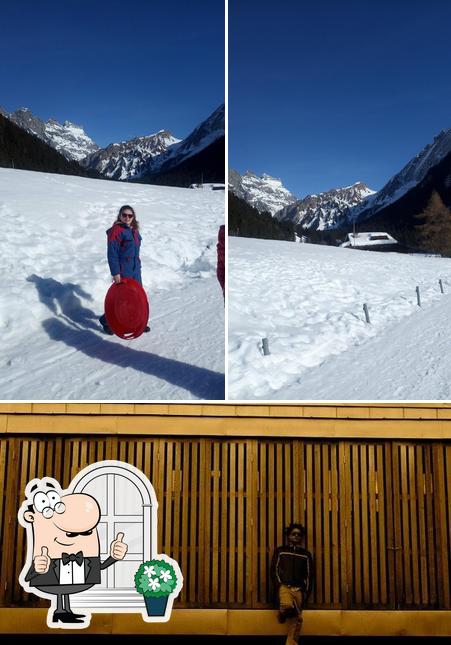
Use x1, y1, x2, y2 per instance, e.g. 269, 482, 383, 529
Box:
144, 595, 168, 616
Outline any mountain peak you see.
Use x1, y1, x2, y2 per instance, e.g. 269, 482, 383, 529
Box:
229, 170, 297, 216
4, 106, 98, 162
277, 181, 375, 230
349, 126, 451, 223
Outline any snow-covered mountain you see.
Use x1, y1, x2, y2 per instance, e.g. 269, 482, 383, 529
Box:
84, 130, 180, 180
0, 107, 99, 161
229, 170, 297, 215
349, 128, 451, 223
84, 104, 224, 183
1, 104, 224, 184
276, 182, 375, 230
145, 104, 225, 180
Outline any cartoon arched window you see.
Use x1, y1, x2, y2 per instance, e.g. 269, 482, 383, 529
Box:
69, 462, 155, 610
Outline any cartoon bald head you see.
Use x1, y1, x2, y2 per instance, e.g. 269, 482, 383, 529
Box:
20, 479, 101, 559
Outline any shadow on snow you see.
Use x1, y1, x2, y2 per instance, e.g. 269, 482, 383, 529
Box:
28, 275, 224, 400
27, 274, 99, 331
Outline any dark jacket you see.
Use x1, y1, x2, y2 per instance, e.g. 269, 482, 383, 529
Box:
270, 545, 314, 598
107, 223, 142, 284
25, 555, 116, 588
216, 225, 225, 293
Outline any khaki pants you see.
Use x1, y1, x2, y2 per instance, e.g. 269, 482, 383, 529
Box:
278, 584, 304, 645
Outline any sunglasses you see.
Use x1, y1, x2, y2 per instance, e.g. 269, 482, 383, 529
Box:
121, 213, 134, 218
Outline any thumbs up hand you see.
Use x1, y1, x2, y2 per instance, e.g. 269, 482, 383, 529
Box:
110, 532, 128, 561
34, 546, 51, 573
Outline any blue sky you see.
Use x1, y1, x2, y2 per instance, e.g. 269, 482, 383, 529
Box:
1, 0, 224, 147
229, 0, 451, 197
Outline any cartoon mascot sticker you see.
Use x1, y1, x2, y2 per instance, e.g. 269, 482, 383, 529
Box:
18, 461, 183, 629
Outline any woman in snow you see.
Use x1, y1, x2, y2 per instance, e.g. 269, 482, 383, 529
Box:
99, 204, 149, 334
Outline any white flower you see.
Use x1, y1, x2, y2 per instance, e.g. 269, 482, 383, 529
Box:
159, 569, 172, 583
144, 565, 156, 577
149, 577, 161, 591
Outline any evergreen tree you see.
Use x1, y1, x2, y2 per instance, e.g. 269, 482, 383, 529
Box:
414, 191, 451, 256
228, 192, 295, 241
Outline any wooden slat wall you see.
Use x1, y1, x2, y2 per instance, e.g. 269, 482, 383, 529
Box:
0, 436, 449, 610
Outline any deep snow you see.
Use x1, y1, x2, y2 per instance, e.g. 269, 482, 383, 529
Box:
0, 169, 224, 400
228, 236, 451, 400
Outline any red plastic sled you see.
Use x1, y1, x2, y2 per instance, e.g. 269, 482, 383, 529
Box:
104, 278, 150, 339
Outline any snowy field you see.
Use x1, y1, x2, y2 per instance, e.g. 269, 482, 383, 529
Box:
0, 168, 224, 400
229, 237, 451, 400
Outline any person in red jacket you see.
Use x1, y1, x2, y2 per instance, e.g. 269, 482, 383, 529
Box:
270, 523, 314, 644
99, 205, 149, 335
216, 224, 225, 299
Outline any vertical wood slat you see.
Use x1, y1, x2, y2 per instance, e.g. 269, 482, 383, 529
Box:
351, 444, 361, 606
330, 443, 340, 607
313, 444, 322, 604
211, 442, 220, 603
415, 445, 428, 605
2, 439, 19, 605
361, 445, 370, 603
376, 444, 387, 606
400, 444, 412, 605
433, 444, 450, 608
445, 445, 451, 607
408, 445, 420, 606
236, 442, 245, 604
247, 441, 257, 607
229, 442, 237, 604
188, 441, 198, 604
257, 441, 267, 607
338, 442, 350, 609
424, 446, 437, 606
368, 445, 378, 605
220, 441, 228, 604
384, 442, 396, 609
322, 444, 331, 605
392, 443, 403, 608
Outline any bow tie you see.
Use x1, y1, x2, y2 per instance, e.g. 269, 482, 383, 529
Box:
61, 551, 84, 566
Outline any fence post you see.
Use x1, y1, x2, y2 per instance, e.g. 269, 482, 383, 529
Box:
363, 303, 370, 324
262, 338, 270, 356
416, 286, 421, 307
439, 279, 444, 294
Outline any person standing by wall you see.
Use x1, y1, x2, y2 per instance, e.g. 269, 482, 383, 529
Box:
270, 523, 314, 645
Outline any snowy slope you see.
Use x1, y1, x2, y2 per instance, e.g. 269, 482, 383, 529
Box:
0, 168, 224, 400
229, 170, 297, 215
280, 295, 451, 400
228, 236, 451, 400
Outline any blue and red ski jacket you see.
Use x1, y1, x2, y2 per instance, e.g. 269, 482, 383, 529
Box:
106, 222, 142, 284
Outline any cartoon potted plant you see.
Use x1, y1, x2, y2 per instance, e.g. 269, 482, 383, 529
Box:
134, 557, 181, 618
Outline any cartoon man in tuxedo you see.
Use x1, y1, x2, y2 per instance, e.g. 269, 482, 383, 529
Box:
19, 477, 128, 628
